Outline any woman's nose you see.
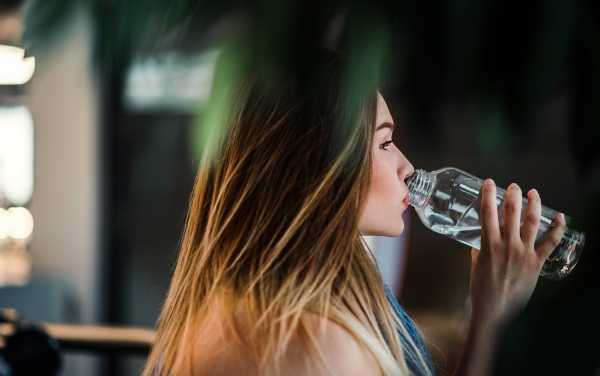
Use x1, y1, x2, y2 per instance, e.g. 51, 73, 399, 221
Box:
400, 165, 414, 181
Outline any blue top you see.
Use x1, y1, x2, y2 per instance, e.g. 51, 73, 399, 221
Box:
384, 284, 436, 376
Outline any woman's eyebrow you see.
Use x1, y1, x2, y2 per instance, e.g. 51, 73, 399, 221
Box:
376, 121, 395, 132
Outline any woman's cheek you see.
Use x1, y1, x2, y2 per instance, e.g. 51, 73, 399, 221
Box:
373, 157, 403, 227
377, 160, 399, 203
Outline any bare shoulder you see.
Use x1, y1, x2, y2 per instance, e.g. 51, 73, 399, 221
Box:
175, 300, 378, 376
173, 304, 259, 376
279, 314, 380, 376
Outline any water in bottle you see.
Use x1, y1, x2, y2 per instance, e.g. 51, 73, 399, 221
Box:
405, 167, 585, 280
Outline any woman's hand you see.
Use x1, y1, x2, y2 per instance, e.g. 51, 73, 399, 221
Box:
469, 179, 567, 327
454, 179, 567, 376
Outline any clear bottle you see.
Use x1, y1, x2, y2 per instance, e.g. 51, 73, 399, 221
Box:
405, 167, 585, 280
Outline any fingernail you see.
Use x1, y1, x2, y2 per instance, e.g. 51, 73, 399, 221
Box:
509, 183, 518, 189
484, 179, 494, 185
529, 189, 538, 196
558, 213, 564, 220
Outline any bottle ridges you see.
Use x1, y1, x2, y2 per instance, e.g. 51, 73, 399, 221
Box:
405, 169, 432, 207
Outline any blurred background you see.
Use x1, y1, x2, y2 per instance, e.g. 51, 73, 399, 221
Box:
0, 0, 599, 374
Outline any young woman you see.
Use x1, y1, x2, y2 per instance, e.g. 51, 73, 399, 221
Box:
143, 50, 566, 376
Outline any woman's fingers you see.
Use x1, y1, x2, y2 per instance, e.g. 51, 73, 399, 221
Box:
480, 179, 501, 246
536, 213, 567, 259
521, 189, 541, 247
503, 183, 523, 243
471, 247, 480, 266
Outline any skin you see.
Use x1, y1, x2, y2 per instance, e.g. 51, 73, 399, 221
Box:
359, 93, 568, 375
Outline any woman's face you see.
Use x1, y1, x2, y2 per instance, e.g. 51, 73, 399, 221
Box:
358, 93, 414, 237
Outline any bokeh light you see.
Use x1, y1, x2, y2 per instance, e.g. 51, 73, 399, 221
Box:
0, 106, 34, 206
6, 207, 33, 239
0, 44, 35, 85
0, 208, 7, 239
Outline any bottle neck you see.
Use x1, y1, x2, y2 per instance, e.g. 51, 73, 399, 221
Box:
405, 169, 435, 208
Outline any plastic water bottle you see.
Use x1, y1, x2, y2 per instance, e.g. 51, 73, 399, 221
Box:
405, 167, 585, 280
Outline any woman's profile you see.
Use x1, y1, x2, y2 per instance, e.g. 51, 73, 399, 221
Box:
142, 49, 566, 376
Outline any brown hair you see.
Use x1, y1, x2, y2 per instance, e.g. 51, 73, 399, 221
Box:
143, 49, 432, 375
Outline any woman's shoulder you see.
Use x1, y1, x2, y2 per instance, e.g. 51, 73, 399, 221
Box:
171, 298, 258, 376
175, 297, 379, 376
282, 313, 379, 376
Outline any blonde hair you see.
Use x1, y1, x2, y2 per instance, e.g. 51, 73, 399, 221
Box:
143, 50, 432, 376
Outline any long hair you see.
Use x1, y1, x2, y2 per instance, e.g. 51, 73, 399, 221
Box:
143, 50, 432, 376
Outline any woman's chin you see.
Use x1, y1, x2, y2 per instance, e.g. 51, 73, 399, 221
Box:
388, 225, 404, 237
385, 217, 404, 237
373, 223, 404, 238
359, 215, 404, 237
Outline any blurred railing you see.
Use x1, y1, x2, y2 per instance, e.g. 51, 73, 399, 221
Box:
43, 323, 155, 354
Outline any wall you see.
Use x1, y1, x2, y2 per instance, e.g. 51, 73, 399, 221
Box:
24, 10, 101, 376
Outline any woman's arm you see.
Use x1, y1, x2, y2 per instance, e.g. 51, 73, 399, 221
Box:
453, 180, 566, 376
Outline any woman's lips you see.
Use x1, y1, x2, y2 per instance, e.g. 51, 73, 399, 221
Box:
402, 190, 409, 207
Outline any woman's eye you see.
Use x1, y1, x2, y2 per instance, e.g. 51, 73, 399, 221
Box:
380, 140, 393, 151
